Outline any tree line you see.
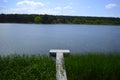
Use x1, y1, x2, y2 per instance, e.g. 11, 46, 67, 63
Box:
0, 14, 120, 25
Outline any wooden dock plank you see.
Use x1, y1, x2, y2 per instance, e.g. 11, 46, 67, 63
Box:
49, 49, 70, 80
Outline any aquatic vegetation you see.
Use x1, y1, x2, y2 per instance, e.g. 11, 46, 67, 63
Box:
0, 55, 56, 80
0, 53, 120, 80
65, 53, 120, 80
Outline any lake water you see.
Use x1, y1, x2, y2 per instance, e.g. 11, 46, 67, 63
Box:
0, 23, 120, 55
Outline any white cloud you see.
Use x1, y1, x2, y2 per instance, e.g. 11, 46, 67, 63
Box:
10, 8, 31, 14
9, 0, 45, 14
54, 7, 61, 10
105, 3, 117, 9
0, 5, 7, 13
64, 5, 72, 9
0, 5, 5, 10
17, 0, 44, 7
4, 0, 74, 15
9, 8, 59, 14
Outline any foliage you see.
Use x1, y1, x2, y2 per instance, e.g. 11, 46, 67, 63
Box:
0, 53, 120, 80
34, 16, 42, 23
72, 18, 81, 24
65, 53, 120, 80
0, 14, 120, 25
0, 55, 55, 80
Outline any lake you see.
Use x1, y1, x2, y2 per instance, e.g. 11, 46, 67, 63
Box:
0, 23, 120, 55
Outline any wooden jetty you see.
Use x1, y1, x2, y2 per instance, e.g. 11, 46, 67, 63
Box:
49, 49, 70, 80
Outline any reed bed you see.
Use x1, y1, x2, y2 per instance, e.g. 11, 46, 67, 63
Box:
0, 55, 55, 80
65, 53, 120, 80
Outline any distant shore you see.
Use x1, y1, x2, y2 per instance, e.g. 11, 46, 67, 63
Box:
0, 14, 120, 25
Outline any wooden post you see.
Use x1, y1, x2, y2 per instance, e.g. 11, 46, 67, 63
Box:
50, 49, 70, 80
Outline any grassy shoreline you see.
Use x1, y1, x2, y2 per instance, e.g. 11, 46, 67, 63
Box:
0, 54, 120, 80
65, 54, 120, 80
0, 55, 56, 80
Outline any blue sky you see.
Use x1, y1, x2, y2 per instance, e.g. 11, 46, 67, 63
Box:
0, 0, 120, 17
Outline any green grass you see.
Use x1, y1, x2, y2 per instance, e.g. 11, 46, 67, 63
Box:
65, 53, 120, 80
1, 53, 120, 80
0, 55, 55, 80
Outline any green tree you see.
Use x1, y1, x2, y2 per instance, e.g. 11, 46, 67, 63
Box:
73, 18, 81, 24
34, 16, 42, 23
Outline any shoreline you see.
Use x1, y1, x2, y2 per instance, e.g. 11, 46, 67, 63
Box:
0, 23, 120, 26
0, 53, 120, 80
1, 14, 120, 25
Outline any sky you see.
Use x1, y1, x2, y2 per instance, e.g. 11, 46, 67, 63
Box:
0, 0, 120, 17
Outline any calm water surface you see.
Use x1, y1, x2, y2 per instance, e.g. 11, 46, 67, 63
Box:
0, 23, 120, 55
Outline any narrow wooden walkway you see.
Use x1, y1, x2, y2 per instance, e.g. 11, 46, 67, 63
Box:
50, 49, 70, 80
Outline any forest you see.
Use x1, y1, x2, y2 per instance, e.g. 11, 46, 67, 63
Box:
0, 14, 120, 25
